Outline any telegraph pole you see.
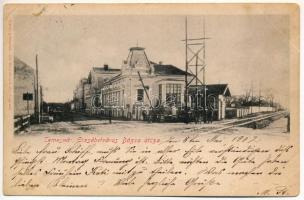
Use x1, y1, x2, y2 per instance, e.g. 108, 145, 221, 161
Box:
40, 86, 43, 120
35, 54, 40, 123
250, 81, 253, 113
195, 55, 199, 123
259, 81, 261, 111
137, 71, 152, 108
184, 17, 188, 111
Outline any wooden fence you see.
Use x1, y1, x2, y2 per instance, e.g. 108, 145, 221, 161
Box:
14, 114, 31, 133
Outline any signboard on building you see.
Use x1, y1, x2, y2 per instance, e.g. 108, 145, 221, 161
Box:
23, 92, 33, 101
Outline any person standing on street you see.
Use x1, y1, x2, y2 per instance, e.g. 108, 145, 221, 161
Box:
109, 108, 112, 124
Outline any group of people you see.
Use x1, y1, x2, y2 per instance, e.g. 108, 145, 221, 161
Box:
193, 108, 214, 124
141, 105, 215, 124
141, 108, 153, 122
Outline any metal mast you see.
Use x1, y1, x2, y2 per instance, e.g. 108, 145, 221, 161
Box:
203, 17, 207, 122
182, 16, 210, 123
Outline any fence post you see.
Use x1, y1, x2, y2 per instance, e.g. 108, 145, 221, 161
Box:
287, 114, 290, 132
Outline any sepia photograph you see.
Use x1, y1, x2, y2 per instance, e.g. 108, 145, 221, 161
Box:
13, 14, 290, 136
3, 4, 299, 196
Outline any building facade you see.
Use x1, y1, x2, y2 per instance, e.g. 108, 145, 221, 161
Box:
87, 66, 120, 114
189, 84, 231, 120
72, 47, 232, 121
73, 78, 88, 112
72, 65, 120, 114
14, 57, 36, 117
102, 47, 193, 120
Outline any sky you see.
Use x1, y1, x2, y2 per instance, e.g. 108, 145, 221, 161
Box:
14, 15, 290, 108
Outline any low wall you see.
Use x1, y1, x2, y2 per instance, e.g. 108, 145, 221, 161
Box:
226, 106, 276, 118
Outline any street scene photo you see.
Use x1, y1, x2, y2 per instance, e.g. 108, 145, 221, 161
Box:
13, 15, 290, 136
5, 4, 299, 196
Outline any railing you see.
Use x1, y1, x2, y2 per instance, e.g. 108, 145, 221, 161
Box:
14, 114, 31, 133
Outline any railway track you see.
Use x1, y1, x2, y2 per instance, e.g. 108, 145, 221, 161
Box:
185, 111, 288, 134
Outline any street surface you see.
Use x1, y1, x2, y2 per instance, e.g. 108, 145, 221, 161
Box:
19, 112, 289, 136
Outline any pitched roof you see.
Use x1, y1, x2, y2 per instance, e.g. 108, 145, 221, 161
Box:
103, 62, 191, 84
14, 57, 34, 74
106, 73, 122, 83
153, 64, 191, 76
189, 84, 231, 97
92, 67, 121, 73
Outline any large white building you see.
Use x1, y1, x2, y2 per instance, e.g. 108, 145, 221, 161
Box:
73, 46, 231, 121
102, 47, 193, 120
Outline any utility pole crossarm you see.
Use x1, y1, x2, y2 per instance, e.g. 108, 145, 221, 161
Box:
181, 37, 211, 41
188, 43, 204, 46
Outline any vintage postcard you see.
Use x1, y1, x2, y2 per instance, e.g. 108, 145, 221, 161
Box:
3, 3, 299, 196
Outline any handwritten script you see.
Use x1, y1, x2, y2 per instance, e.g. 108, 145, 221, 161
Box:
6, 133, 295, 195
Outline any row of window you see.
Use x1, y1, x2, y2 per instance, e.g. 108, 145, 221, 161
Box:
104, 90, 124, 106
165, 84, 182, 105
104, 83, 183, 106
137, 84, 182, 105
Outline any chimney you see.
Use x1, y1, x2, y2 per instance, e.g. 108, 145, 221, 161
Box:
159, 61, 163, 65
104, 64, 109, 70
